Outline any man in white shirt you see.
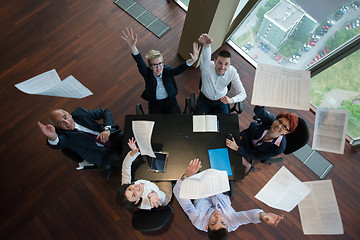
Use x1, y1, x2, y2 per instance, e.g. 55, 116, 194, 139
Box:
173, 159, 284, 239
195, 33, 246, 114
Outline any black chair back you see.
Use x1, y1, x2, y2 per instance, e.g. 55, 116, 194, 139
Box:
283, 117, 310, 154
132, 205, 174, 232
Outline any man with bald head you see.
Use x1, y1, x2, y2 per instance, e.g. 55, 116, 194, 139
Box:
38, 107, 123, 167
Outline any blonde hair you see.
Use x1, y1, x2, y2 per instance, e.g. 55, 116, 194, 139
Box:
145, 49, 163, 66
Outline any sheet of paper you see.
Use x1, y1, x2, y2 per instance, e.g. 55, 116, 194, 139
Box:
193, 115, 206, 132
193, 115, 217, 132
312, 107, 348, 154
255, 166, 311, 212
298, 180, 343, 235
251, 64, 310, 110
205, 115, 218, 132
15, 69, 93, 99
179, 169, 229, 199
132, 121, 156, 158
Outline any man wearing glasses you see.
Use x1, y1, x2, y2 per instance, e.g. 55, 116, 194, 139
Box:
122, 27, 200, 114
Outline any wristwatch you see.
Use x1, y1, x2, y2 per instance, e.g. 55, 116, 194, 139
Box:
104, 126, 111, 131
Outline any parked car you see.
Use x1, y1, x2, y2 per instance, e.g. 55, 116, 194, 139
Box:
278, 57, 284, 64
275, 54, 281, 60
271, 52, 278, 59
263, 44, 270, 53
289, 58, 298, 64
257, 42, 264, 48
301, 46, 310, 51
312, 35, 321, 39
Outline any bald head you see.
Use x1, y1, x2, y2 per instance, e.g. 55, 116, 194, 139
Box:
50, 109, 75, 130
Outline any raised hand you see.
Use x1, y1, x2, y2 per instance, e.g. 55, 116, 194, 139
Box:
198, 33, 213, 47
185, 158, 202, 178
37, 121, 57, 141
127, 137, 139, 155
189, 42, 201, 64
121, 27, 138, 54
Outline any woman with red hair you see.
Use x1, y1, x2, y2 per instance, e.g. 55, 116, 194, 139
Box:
226, 106, 298, 176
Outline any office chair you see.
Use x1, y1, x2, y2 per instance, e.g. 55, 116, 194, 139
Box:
136, 103, 145, 115
254, 115, 310, 164
61, 148, 113, 181
183, 78, 243, 114
132, 204, 174, 232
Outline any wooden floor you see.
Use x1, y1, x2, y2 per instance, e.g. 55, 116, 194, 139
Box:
1, 0, 359, 239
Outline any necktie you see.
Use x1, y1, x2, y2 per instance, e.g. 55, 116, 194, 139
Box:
75, 129, 112, 147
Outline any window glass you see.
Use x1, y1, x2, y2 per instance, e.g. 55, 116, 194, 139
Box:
229, 0, 360, 139
311, 48, 360, 139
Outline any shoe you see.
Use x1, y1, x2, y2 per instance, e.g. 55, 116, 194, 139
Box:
244, 165, 255, 177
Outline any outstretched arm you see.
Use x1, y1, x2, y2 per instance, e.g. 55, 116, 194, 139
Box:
121, 138, 140, 185
121, 27, 139, 55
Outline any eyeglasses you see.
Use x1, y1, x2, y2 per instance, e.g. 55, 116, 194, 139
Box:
151, 62, 163, 68
277, 118, 290, 131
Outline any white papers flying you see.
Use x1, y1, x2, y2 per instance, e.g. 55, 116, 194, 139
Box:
193, 115, 218, 132
15, 69, 93, 99
312, 107, 348, 154
298, 180, 343, 235
251, 64, 310, 110
132, 121, 156, 158
255, 166, 311, 212
179, 169, 229, 199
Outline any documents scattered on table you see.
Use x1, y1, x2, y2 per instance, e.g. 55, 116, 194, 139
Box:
312, 107, 348, 154
208, 148, 232, 176
15, 69, 93, 99
179, 169, 230, 199
251, 64, 310, 110
298, 180, 343, 235
193, 115, 218, 132
132, 121, 156, 158
255, 166, 311, 212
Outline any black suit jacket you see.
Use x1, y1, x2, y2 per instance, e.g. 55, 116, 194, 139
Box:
132, 52, 190, 102
47, 107, 119, 166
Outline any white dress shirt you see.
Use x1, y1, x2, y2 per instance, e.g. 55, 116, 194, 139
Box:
173, 178, 263, 232
200, 45, 246, 102
121, 151, 165, 210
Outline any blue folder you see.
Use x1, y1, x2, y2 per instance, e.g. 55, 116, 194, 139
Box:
208, 148, 232, 176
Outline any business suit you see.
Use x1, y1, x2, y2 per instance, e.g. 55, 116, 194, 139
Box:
132, 52, 190, 113
237, 106, 286, 160
47, 107, 123, 166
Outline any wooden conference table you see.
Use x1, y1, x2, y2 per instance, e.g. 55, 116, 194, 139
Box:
122, 114, 244, 181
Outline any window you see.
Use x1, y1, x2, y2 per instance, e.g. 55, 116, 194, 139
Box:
174, 0, 360, 139
228, 0, 360, 140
